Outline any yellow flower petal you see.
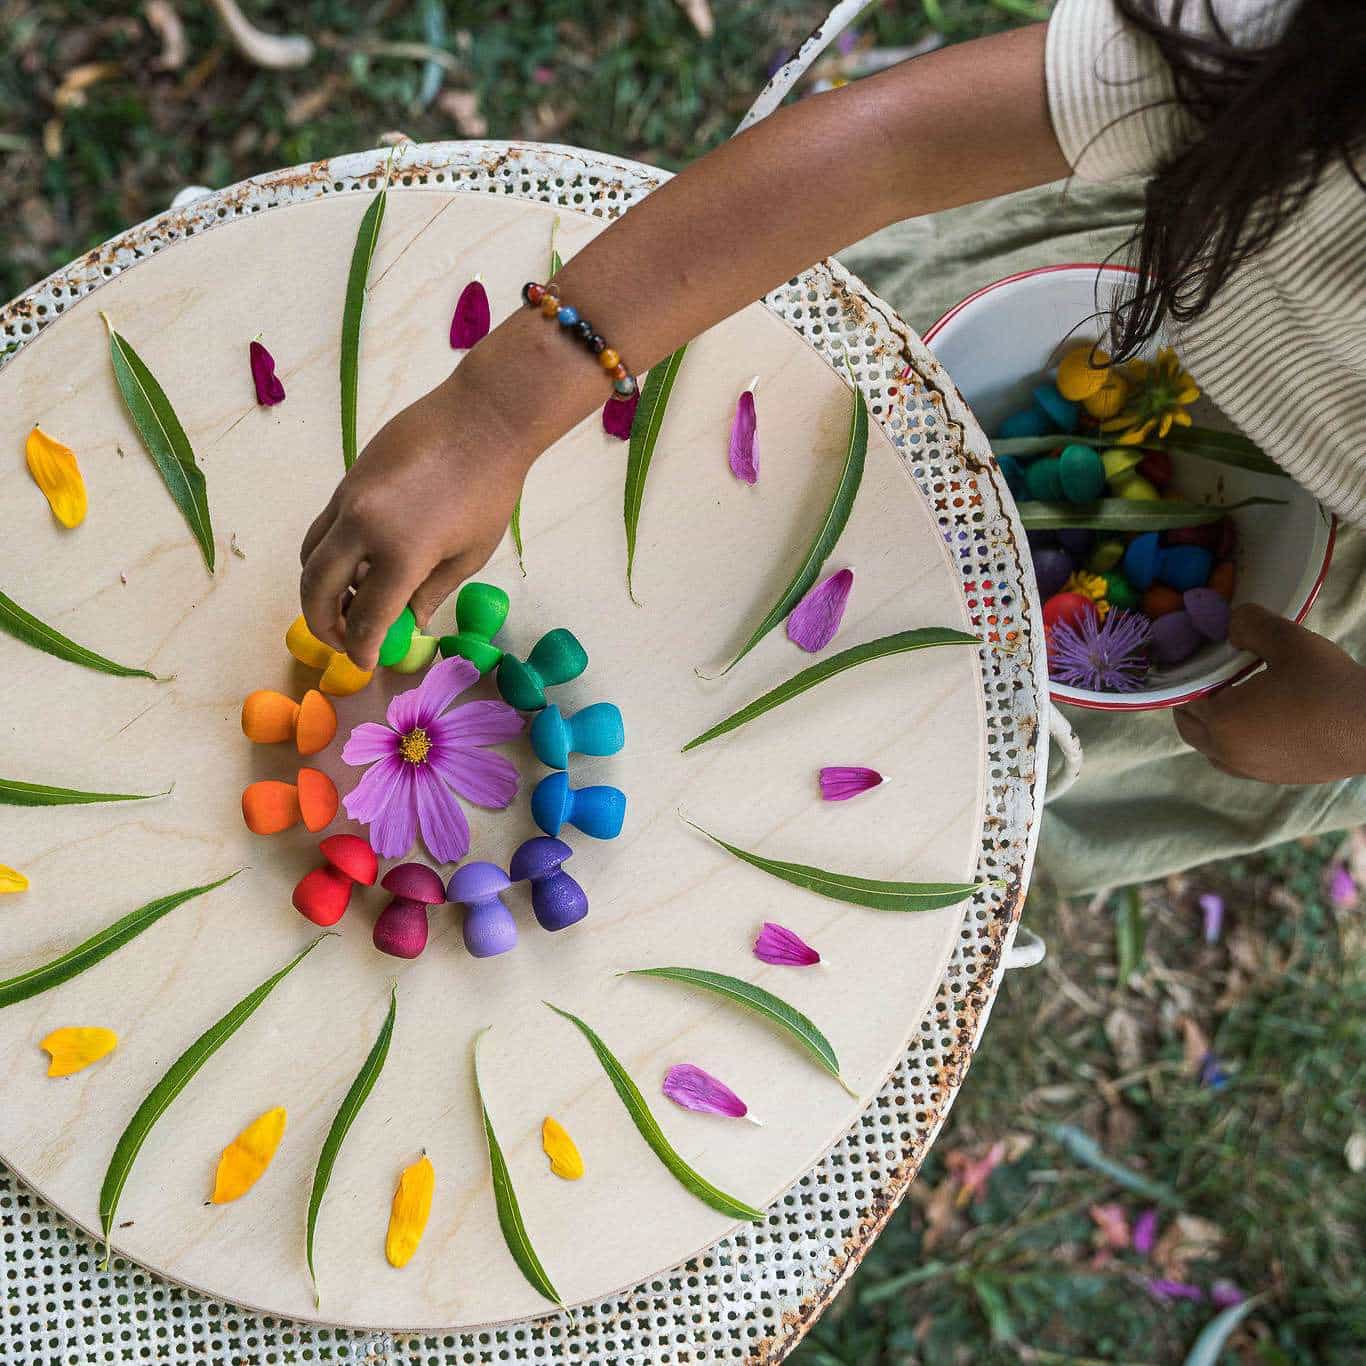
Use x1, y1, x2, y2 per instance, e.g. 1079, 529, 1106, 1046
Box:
211, 1106, 287, 1203
1100, 410, 1140, 432
41, 1026, 117, 1077
542, 1115, 584, 1181
1177, 385, 1200, 404
385, 1153, 435, 1268
0, 864, 29, 894
1172, 409, 1193, 427
1158, 413, 1174, 438
25, 426, 88, 528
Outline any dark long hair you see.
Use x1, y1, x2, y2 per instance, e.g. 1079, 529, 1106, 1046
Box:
1108, 0, 1365, 359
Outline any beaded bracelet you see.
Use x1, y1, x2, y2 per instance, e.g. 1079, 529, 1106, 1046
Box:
521, 281, 639, 400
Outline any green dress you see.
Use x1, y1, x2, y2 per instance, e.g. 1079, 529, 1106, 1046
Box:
841, 180, 1366, 895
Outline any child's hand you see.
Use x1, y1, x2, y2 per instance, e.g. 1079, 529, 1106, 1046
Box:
1174, 604, 1366, 783
299, 382, 527, 669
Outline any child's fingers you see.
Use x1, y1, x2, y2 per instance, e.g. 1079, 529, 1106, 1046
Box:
409, 558, 469, 631
300, 523, 364, 650
300, 495, 340, 567
342, 553, 421, 670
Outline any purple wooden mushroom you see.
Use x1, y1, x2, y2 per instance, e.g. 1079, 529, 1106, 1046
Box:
373, 863, 445, 959
1184, 587, 1231, 642
509, 836, 588, 932
447, 861, 517, 958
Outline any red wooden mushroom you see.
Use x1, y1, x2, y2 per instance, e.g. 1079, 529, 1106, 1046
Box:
292, 833, 378, 926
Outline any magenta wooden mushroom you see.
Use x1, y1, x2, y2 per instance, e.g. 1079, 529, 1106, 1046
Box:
373, 862, 446, 959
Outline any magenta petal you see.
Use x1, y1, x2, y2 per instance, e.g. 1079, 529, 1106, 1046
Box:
1210, 1281, 1246, 1309
602, 391, 639, 441
341, 721, 398, 767
1198, 891, 1224, 943
413, 764, 471, 864
818, 766, 884, 801
728, 388, 759, 484
1132, 1208, 1159, 1255
753, 922, 821, 967
661, 1064, 750, 1120
342, 753, 405, 825
449, 280, 491, 349
427, 699, 524, 749
363, 763, 420, 859
428, 742, 519, 809
249, 340, 286, 406
786, 568, 854, 653
1144, 1279, 1205, 1304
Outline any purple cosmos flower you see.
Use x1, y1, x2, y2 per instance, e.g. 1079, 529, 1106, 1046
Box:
249, 340, 285, 406
1132, 1208, 1159, 1255
754, 921, 821, 967
662, 1064, 758, 1123
1198, 892, 1224, 944
602, 390, 639, 441
341, 655, 522, 863
729, 387, 759, 484
1145, 1279, 1205, 1303
1048, 607, 1151, 692
1328, 864, 1358, 909
449, 279, 491, 349
819, 766, 883, 801
787, 568, 854, 653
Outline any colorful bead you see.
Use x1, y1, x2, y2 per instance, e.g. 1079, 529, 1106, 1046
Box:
540, 294, 560, 317
610, 362, 628, 381
614, 376, 638, 397
573, 319, 594, 341
588, 334, 607, 353
599, 348, 620, 370
557, 305, 580, 327
523, 282, 544, 305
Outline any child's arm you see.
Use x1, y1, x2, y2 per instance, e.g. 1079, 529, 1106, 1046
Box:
301, 23, 1067, 667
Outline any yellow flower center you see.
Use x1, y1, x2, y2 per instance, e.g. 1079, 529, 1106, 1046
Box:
399, 727, 432, 764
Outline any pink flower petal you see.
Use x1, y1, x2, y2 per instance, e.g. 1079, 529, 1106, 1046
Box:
342, 753, 405, 825
249, 340, 286, 406
449, 280, 491, 349
1144, 1279, 1205, 1304
818, 766, 883, 801
428, 698, 524, 750
341, 721, 398, 767
413, 764, 471, 864
602, 391, 639, 441
1210, 1280, 1246, 1309
1132, 1208, 1159, 1255
365, 763, 420, 859
428, 743, 519, 809
662, 1064, 752, 1120
728, 388, 759, 484
786, 568, 854, 653
753, 922, 821, 967
1089, 1202, 1130, 1250
1328, 864, 1357, 909
385, 654, 476, 733
1198, 891, 1224, 943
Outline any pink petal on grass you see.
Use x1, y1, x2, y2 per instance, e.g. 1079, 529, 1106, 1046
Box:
428, 741, 519, 809
414, 764, 472, 863
753, 922, 821, 967
249, 340, 286, 406
786, 568, 853, 653
449, 280, 491, 349
1132, 1208, 1159, 1255
662, 1064, 758, 1123
1144, 1279, 1205, 1304
1198, 892, 1224, 943
1210, 1280, 1246, 1308
728, 388, 759, 484
1328, 864, 1358, 909
602, 391, 639, 441
341, 721, 399, 767
818, 766, 883, 801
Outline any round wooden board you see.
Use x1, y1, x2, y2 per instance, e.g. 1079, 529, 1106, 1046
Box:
0, 180, 985, 1330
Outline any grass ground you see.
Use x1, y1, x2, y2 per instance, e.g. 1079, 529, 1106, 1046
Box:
2, 5, 1362, 1363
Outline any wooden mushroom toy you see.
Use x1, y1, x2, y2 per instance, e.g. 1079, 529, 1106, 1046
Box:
241, 688, 337, 755
447, 861, 517, 958
529, 771, 626, 840
292, 833, 378, 926
242, 768, 338, 835
508, 836, 587, 931
373, 863, 445, 959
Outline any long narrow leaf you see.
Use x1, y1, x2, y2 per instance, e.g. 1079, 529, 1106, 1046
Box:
99, 934, 326, 1261
0, 588, 161, 679
1, 871, 240, 1010
624, 343, 688, 602
1018, 496, 1283, 532
1184, 1295, 1265, 1366
681, 819, 984, 917
546, 1003, 765, 1223
102, 313, 215, 571
717, 379, 867, 674
1049, 1124, 1181, 1207
472, 1028, 561, 1305
307, 984, 396, 1304
626, 966, 853, 1094
0, 777, 170, 806
340, 191, 387, 470
416, 0, 447, 107
993, 427, 1287, 478
683, 627, 979, 751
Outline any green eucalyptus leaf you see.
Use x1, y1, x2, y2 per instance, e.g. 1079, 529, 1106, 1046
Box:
416, 0, 447, 107
99, 934, 326, 1262
683, 627, 979, 751
472, 1028, 561, 1306
1049, 1123, 1181, 1207
341, 190, 387, 470
625, 343, 689, 603
1, 871, 240, 1010
509, 497, 526, 576
993, 427, 1287, 478
307, 984, 396, 1305
626, 966, 854, 1094
1183, 1295, 1265, 1366
101, 314, 215, 571
0, 777, 170, 806
0, 588, 161, 679
1017, 496, 1284, 532
546, 1003, 765, 1223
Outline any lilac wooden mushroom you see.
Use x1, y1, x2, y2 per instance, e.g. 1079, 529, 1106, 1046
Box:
373, 863, 445, 959
508, 836, 587, 932
447, 861, 517, 958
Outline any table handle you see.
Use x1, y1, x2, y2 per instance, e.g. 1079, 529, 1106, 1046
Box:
1046, 701, 1083, 803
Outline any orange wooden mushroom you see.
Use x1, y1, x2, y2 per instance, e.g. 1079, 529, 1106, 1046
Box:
242, 768, 338, 835
241, 688, 337, 755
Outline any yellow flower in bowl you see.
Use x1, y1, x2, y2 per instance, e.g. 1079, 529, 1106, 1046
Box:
1101, 347, 1200, 444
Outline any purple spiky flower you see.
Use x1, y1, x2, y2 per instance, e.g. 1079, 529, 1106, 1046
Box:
1048, 607, 1152, 693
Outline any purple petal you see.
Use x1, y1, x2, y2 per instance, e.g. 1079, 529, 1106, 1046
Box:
818, 766, 883, 801
1144, 1279, 1205, 1304
413, 764, 471, 864
342, 753, 406, 825
1210, 1280, 1246, 1309
1132, 1208, 1159, 1255
662, 1063, 751, 1120
341, 721, 398, 767
249, 340, 286, 406
449, 280, 491, 349
602, 391, 639, 441
728, 389, 759, 484
428, 698, 524, 749
428, 743, 519, 809
386, 654, 477, 733
1198, 892, 1224, 944
754, 922, 821, 967
1198, 1051, 1231, 1090
366, 764, 419, 859
1328, 864, 1357, 909
786, 568, 854, 653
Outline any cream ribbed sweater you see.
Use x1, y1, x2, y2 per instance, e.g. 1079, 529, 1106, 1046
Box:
1045, 0, 1366, 527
